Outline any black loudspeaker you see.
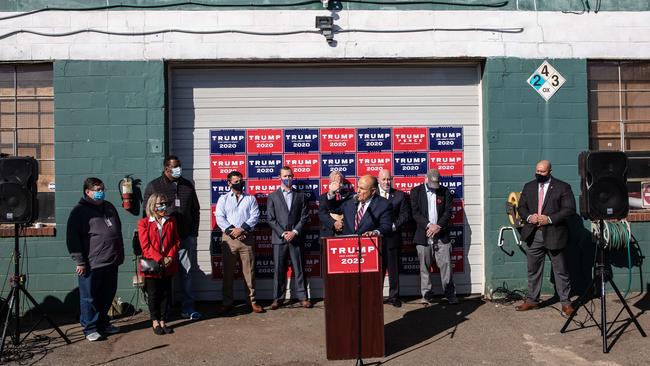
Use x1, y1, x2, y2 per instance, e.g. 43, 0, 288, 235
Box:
0, 156, 39, 224
578, 151, 629, 220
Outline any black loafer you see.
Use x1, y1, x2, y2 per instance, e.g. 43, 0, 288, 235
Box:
162, 325, 174, 334
153, 326, 164, 335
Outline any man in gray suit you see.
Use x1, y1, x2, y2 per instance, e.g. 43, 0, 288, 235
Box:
267, 166, 313, 310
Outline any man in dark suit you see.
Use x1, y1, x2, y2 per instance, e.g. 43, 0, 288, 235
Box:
516, 160, 576, 316
341, 175, 392, 236
377, 169, 410, 307
267, 166, 313, 310
410, 168, 458, 305
318, 170, 354, 237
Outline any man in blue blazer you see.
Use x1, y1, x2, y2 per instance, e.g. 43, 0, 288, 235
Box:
267, 166, 313, 310
341, 175, 392, 237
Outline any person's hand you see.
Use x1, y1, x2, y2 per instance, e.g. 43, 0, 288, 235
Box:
328, 180, 341, 195
528, 213, 539, 225
230, 227, 244, 239
362, 231, 378, 237
237, 233, 247, 241
283, 231, 296, 242
334, 220, 343, 231
426, 224, 440, 237
163, 257, 173, 267
537, 215, 549, 226
76, 265, 86, 276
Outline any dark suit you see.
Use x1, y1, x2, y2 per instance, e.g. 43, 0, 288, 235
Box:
410, 184, 456, 300
379, 188, 410, 300
517, 176, 576, 305
318, 189, 353, 237
267, 188, 310, 302
341, 195, 392, 236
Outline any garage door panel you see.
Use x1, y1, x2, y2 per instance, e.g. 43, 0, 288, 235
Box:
170, 65, 483, 299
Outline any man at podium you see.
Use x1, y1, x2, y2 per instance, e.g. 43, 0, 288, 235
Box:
341, 175, 392, 236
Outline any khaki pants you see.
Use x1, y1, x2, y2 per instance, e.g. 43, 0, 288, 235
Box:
221, 234, 256, 306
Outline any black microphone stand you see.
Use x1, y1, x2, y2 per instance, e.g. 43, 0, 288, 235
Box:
355, 230, 364, 366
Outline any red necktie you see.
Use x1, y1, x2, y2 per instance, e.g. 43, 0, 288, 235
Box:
355, 202, 366, 232
538, 183, 544, 214
335, 192, 341, 201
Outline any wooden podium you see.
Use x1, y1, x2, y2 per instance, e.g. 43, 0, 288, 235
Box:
322, 235, 384, 360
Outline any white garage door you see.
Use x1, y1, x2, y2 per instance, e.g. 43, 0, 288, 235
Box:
169, 64, 484, 301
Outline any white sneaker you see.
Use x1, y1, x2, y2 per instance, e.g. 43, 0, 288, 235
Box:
86, 332, 102, 342
103, 324, 120, 334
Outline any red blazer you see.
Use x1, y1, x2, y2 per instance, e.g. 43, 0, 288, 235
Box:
137, 216, 180, 278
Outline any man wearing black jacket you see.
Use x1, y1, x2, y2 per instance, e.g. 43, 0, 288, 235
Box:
143, 155, 201, 320
67, 177, 124, 342
318, 170, 354, 237
410, 169, 458, 305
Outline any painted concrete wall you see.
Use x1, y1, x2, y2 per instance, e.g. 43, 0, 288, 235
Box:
482, 57, 650, 299
0, 61, 166, 312
2, 11, 650, 61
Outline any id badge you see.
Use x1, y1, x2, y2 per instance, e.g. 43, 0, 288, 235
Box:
104, 217, 113, 227
175, 199, 180, 207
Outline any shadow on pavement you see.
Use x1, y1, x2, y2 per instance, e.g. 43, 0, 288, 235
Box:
383, 296, 483, 357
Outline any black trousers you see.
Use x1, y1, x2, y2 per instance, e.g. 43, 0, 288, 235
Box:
381, 242, 400, 300
144, 276, 173, 321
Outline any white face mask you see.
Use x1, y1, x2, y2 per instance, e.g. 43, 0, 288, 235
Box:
171, 167, 182, 178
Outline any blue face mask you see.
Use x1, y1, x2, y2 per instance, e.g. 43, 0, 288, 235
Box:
171, 167, 182, 178
281, 178, 293, 188
155, 205, 167, 212
92, 191, 105, 201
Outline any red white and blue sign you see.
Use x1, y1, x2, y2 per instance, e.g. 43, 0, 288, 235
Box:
429, 127, 463, 151
393, 152, 428, 176
247, 128, 283, 154
428, 151, 464, 176
321, 153, 356, 177
247, 154, 283, 179
320, 128, 356, 153
211, 180, 232, 204
294, 179, 321, 201
211, 129, 246, 154
449, 225, 464, 248
210, 154, 247, 180
357, 152, 392, 176
393, 127, 427, 151
441, 176, 464, 199
357, 127, 392, 152
393, 176, 423, 193
284, 153, 320, 179
284, 128, 319, 153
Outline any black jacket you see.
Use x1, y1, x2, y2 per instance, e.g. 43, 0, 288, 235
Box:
143, 174, 200, 238
410, 184, 454, 245
66, 197, 124, 269
517, 176, 576, 250
318, 189, 353, 237
382, 189, 411, 249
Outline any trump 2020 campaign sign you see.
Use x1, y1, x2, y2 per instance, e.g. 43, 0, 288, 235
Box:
209, 125, 465, 278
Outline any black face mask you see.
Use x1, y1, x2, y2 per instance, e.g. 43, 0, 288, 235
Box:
230, 181, 245, 192
535, 174, 550, 183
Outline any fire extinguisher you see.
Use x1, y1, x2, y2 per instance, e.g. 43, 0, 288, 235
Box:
119, 175, 134, 210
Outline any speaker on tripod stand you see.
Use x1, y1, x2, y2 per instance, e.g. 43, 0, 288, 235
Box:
0, 156, 70, 360
562, 151, 646, 353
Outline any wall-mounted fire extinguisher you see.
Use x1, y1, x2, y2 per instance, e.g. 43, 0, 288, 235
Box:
119, 175, 134, 210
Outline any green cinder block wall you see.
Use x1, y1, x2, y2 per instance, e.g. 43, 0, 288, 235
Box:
0, 60, 166, 313
483, 57, 650, 298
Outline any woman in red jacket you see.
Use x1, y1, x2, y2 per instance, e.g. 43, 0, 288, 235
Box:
138, 193, 180, 335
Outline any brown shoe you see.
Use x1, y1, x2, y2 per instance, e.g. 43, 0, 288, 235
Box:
300, 300, 313, 309
562, 304, 575, 316
270, 301, 281, 310
251, 302, 265, 313
515, 302, 539, 311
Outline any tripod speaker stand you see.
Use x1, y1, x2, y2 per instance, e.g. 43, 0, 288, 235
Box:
560, 220, 646, 353
0, 224, 71, 360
